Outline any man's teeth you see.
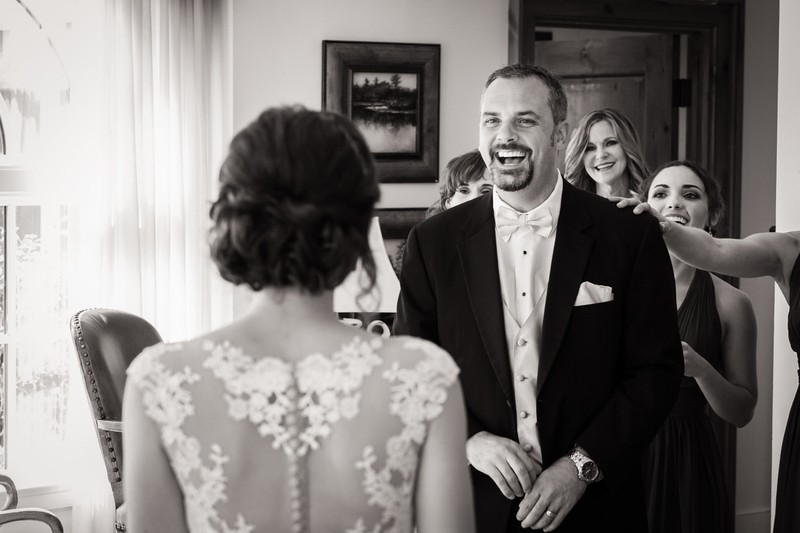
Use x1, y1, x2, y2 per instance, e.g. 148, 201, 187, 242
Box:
665, 215, 688, 225
496, 150, 526, 165
595, 162, 614, 170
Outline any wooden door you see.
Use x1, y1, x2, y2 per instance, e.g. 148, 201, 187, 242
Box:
534, 34, 675, 172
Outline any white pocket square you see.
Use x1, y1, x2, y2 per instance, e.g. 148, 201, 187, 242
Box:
574, 281, 614, 307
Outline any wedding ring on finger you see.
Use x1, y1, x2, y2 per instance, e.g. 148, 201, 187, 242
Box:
545, 509, 557, 518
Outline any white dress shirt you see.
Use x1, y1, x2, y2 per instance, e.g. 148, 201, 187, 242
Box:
492, 176, 563, 468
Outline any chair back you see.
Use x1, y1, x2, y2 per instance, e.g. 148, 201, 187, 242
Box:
69, 308, 163, 508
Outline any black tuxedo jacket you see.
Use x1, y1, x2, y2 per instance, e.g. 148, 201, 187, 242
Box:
394, 180, 683, 533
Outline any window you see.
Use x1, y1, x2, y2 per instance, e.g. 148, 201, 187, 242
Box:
1, 0, 75, 486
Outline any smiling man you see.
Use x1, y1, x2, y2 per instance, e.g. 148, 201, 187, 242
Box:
394, 64, 684, 533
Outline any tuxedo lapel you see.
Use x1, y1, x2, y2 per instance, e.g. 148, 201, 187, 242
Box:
539, 182, 593, 391
457, 195, 514, 406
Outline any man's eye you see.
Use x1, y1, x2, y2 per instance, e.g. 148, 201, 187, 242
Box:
483, 118, 499, 126
518, 118, 535, 126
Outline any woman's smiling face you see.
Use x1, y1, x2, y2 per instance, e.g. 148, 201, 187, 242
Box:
582, 120, 629, 192
646, 165, 710, 230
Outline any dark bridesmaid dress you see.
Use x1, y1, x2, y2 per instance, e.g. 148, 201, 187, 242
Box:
774, 251, 800, 533
643, 269, 730, 533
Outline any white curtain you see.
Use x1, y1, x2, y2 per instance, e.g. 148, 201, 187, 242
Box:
69, 0, 233, 530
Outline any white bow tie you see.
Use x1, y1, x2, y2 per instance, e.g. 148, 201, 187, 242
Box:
495, 204, 554, 241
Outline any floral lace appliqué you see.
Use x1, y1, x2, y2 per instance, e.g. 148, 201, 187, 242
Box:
348, 338, 459, 533
203, 336, 383, 456
128, 343, 253, 533
129, 336, 458, 533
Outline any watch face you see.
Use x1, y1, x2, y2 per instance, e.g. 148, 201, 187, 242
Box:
582, 461, 599, 481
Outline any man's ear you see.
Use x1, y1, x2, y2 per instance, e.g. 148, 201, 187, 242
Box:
553, 121, 569, 147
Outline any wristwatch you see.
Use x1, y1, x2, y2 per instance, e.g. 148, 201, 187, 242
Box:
568, 447, 600, 484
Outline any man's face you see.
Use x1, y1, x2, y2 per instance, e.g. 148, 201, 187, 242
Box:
479, 76, 564, 193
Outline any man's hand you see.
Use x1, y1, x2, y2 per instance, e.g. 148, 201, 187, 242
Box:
466, 431, 541, 499
515, 456, 587, 531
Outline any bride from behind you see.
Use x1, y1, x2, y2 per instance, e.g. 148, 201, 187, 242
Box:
122, 106, 476, 533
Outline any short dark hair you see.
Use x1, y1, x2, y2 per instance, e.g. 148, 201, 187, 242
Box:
427, 149, 487, 218
484, 64, 567, 126
642, 160, 725, 232
209, 106, 380, 295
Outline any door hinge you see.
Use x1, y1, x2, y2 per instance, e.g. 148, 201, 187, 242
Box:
673, 78, 692, 108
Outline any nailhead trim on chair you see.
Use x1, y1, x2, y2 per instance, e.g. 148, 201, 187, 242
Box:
72, 310, 122, 482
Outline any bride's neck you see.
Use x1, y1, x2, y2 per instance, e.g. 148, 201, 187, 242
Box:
244, 287, 338, 327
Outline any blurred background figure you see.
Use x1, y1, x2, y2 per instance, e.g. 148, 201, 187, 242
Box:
565, 108, 649, 199
427, 149, 493, 218
641, 161, 757, 533
122, 106, 476, 533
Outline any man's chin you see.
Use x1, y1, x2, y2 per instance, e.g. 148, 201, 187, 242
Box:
490, 166, 533, 192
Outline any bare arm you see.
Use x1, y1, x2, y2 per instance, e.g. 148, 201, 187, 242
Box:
415, 379, 476, 533
122, 383, 188, 533
688, 280, 758, 427
622, 201, 800, 295
661, 223, 791, 286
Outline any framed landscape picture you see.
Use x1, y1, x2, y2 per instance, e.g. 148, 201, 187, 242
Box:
322, 41, 440, 183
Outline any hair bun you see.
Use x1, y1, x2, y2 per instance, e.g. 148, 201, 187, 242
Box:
209, 106, 379, 297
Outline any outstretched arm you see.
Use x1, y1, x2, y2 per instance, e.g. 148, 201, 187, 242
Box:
415, 379, 476, 533
614, 198, 800, 295
123, 383, 188, 533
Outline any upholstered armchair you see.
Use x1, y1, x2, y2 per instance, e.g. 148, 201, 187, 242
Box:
0, 474, 64, 532
69, 309, 163, 532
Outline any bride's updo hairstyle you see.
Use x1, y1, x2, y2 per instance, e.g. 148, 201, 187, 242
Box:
209, 106, 379, 294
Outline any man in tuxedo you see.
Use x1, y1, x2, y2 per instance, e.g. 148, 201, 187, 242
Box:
393, 64, 683, 532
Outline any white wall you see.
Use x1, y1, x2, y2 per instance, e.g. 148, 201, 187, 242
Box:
737, 0, 779, 531
772, 0, 800, 529
232, 0, 507, 209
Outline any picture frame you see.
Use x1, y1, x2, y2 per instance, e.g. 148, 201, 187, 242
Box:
322, 40, 440, 183
376, 208, 427, 240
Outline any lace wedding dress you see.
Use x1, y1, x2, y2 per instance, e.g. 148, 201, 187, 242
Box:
126, 335, 460, 533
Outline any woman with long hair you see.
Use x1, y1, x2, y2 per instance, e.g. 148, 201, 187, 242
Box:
640, 161, 757, 533
565, 108, 649, 199
617, 172, 800, 533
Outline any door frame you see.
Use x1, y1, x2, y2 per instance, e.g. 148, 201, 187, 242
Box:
509, 0, 744, 241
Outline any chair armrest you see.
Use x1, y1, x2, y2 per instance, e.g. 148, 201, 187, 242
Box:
97, 419, 123, 432
0, 474, 18, 511
0, 508, 64, 532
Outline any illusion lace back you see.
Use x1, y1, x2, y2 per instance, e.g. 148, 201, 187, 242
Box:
126, 335, 459, 533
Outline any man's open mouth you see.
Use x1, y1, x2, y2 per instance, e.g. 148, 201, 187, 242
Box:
494, 149, 528, 166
